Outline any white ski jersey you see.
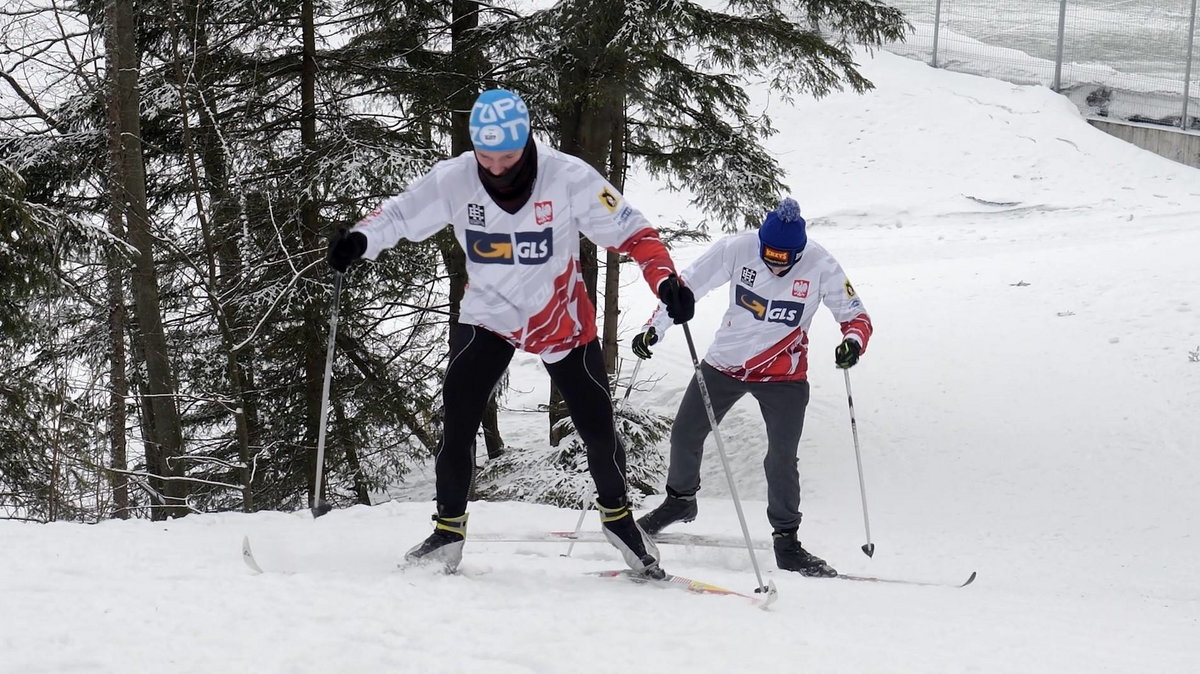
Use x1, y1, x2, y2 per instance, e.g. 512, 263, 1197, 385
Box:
352, 141, 676, 356
646, 232, 873, 382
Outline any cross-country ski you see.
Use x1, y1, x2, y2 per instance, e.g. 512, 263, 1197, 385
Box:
6, 23, 1198, 674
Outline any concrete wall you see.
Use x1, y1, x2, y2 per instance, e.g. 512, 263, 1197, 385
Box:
1088, 118, 1200, 169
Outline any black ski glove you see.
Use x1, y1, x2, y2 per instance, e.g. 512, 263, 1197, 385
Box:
327, 228, 368, 273
835, 338, 861, 369
631, 327, 658, 360
657, 274, 695, 324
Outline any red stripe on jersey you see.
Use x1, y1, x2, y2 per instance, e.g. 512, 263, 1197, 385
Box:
840, 313, 874, 353
720, 327, 809, 382
614, 227, 676, 294
511, 257, 597, 354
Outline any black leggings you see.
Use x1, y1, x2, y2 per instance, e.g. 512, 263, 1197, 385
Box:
434, 324, 627, 516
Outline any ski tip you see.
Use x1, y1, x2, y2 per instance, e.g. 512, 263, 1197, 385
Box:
861, 543, 875, 558
961, 571, 978, 587
241, 535, 264, 575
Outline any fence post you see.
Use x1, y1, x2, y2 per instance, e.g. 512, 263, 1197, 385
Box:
1053, 0, 1068, 91
1183, 0, 1198, 129
932, 0, 943, 68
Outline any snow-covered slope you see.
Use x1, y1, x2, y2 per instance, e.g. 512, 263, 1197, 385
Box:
3, 50, 1198, 674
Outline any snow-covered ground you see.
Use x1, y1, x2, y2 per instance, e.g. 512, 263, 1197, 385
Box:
4, 49, 1199, 673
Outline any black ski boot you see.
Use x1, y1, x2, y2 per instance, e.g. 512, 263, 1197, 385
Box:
597, 499, 665, 579
405, 512, 468, 573
636, 489, 698, 536
773, 529, 837, 577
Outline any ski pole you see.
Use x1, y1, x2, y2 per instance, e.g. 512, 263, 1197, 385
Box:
681, 323, 771, 594
561, 358, 643, 558
843, 368, 875, 557
311, 272, 343, 518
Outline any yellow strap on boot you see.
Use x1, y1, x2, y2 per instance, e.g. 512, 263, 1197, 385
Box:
433, 512, 469, 537
595, 501, 630, 524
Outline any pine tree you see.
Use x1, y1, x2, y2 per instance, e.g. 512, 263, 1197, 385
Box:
469, 0, 907, 488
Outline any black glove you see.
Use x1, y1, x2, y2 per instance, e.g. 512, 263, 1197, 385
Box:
631, 327, 658, 360
657, 274, 695, 324
327, 228, 367, 273
835, 338, 861, 369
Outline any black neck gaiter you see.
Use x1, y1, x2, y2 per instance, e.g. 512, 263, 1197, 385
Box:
477, 137, 538, 215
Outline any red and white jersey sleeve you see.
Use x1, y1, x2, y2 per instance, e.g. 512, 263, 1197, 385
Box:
351, 141, 676, 357
565, 156, 675, 293
645, 231, 872, 382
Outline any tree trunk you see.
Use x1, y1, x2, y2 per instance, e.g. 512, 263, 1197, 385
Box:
105, 199, 130, 520
601, 106, 629, 376
334, 405, 371, 505
189, 15, 265, 509
549, 0, 627, 444
105, 0, 188, 519
299, 0, 327, 509
169, 1, 256, 512
481, 388, 504, 458
445, 0, 505, 452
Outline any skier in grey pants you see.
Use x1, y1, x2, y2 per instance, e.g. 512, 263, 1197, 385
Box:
631, 198, 873, 576
666, 363, 810, 534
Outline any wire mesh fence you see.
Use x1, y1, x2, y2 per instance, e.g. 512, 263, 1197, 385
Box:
886, 0, 1200, 130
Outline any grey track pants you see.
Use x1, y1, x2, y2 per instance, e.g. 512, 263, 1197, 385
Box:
666, 362, 810, 532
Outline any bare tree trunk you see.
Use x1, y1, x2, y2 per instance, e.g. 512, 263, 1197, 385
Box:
481, 390, 504, 459
439, 1, 481, 323
299, 0, 327, 509
105, 0, 187, 519
168, 1, 256, 512
445, 0, 505, 452
48, 365, 64, 522
186, 4, 265, 508
549, 0, 627, 444
105, 201, 130, 519
601, 106, 629, 376
333, 405, 371, 505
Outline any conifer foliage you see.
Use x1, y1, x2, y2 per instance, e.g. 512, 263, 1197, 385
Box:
0, 0, 906, 521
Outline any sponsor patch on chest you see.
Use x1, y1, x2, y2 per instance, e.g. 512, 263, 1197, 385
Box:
467, 203, 486, 228
735, 285, 804, 327
535, 201, 553, 225
740, 267, 757, 286
792, 279, 810, 299
466, 228, 554, 265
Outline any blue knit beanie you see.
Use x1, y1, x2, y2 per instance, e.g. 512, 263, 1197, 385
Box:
469, 89, 530, 151
758, 198, 807, 267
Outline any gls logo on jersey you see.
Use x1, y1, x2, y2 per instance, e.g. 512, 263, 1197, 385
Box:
735, 285, 804, 327
466, 229, 553, 265
514, 231, 553, 262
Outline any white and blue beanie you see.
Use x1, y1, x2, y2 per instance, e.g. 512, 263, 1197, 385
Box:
758, 197, 807, 267
469, 89, 530, 151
